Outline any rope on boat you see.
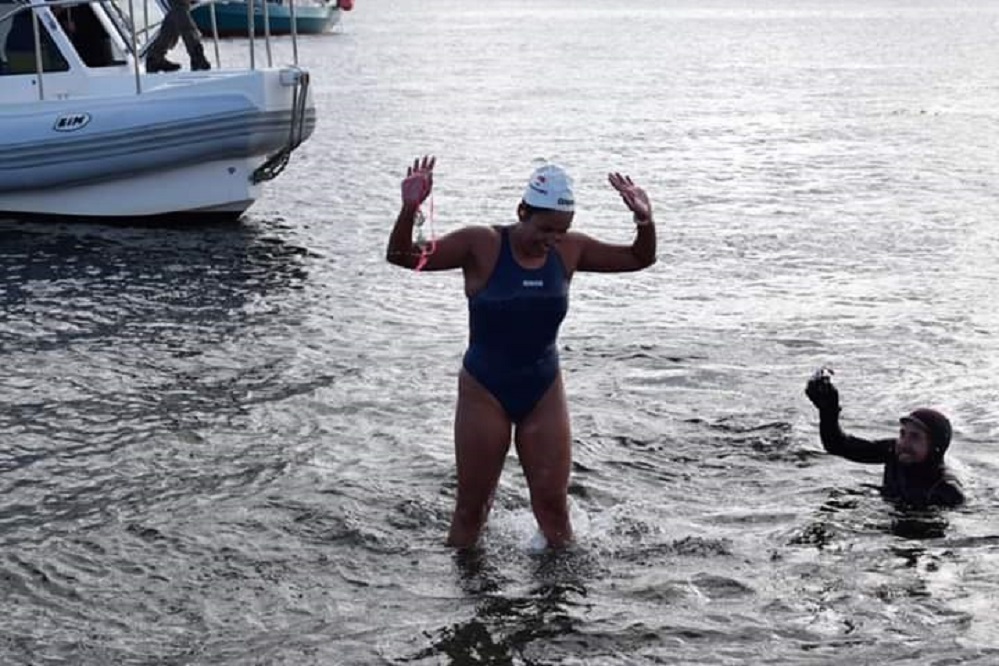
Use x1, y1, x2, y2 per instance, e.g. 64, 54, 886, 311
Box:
252, 68, 311, 184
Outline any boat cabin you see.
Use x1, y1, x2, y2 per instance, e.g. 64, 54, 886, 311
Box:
0, 0, 142, 77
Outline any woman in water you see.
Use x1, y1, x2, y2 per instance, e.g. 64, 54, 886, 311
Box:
387, 156, 657, 548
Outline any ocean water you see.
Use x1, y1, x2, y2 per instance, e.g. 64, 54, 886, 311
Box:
3, 0, 999, 663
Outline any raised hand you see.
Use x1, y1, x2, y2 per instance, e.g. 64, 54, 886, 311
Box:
805, 369, 840, 415
402, 155, 436, 207
608, 172, 652, 224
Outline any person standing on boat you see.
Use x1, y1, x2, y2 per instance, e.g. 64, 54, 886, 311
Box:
805, 369, 965, 507
146, 0, 210, 72
386, 156, 658, 549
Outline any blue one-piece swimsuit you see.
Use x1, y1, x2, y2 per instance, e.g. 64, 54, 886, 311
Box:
462, 226, 570, 423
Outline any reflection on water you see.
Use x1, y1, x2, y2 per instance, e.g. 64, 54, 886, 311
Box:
453, 547, 504, 596
0, 220, 312, 352
887, 508, 950, 541
416, 587, 581, 665
0, 219, 321, 545
412, 548, 595, 665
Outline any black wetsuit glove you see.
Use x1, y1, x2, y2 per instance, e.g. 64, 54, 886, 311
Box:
805, 375, 841, 419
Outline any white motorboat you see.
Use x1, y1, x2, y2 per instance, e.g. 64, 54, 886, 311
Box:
0, 0, 316, 220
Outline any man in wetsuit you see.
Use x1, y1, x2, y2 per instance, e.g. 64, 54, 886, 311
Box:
805, 371, 964, 507
387, 156, 657, 549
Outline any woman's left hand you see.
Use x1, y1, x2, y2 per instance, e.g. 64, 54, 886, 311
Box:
402, 155, 435, 207
608, 172, 652, 224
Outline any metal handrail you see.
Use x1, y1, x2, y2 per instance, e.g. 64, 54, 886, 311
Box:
288, 0, 296, 64
262, 0, 271, 67
208, 0, 219, 67
128, 0, 140, 93
246, 0, 253, 68
29, 4, 44, 99
194, 0, 301, 69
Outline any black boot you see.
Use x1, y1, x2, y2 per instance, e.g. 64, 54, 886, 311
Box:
147, 56, 181, 73
190, 44, 211, 71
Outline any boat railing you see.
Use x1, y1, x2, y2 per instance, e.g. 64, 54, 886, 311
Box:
193, 0, 290, 71
0, 0, 301, 101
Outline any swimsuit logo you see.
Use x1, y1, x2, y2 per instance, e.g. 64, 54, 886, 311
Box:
522, 279, 544, 287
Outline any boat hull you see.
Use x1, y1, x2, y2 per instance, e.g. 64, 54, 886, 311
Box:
191, 2, 340, 37
0, 69, 316, 218
0, 158, 257, 219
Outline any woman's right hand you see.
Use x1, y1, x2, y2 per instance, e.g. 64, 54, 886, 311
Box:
402, 155, 435, 207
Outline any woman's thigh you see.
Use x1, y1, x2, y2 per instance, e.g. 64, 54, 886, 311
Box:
453, 369, 512, 504
513, 373, 572, 496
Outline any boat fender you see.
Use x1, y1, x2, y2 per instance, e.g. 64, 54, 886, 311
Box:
340, 0, 353, 10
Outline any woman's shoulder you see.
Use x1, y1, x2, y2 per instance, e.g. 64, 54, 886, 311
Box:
448, 224, 504, 248
451, 224, 502, 237
556, 230, 596, 272
439, 225, 503, 268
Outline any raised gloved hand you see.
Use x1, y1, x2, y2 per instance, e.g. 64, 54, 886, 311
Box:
805, 368, 840, 416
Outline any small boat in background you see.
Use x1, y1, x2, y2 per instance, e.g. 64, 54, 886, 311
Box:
191, 0, 354, 38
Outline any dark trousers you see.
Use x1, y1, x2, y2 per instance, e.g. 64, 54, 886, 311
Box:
147, 0, 203, 61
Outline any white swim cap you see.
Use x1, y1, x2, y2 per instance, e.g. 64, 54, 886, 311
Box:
522, 164, 575, 213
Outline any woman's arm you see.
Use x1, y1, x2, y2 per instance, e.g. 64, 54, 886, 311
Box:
386, 156, 435, 268
385, 199, 423, 268
574, 172, 657, 273
386, 221, 481, 272
385, 156, 487, 272
573, 223, 656, 273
